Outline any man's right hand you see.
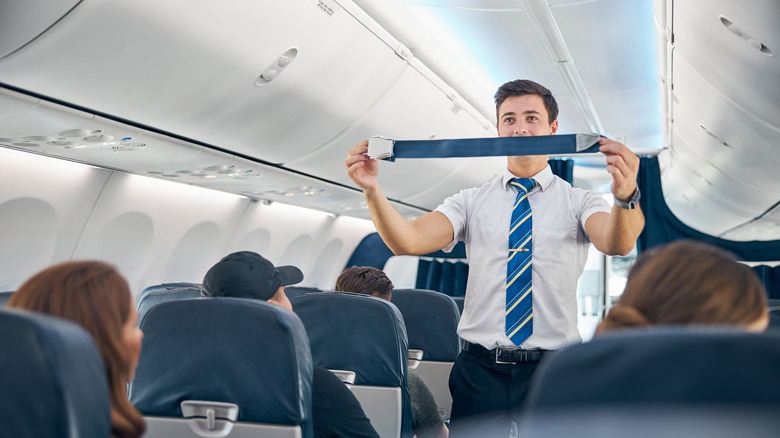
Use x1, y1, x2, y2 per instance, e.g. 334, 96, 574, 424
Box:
345, 140, 379, 192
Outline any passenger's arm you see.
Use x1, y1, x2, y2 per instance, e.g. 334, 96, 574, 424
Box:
585, 138, 645, 256
346, 141, 453, 255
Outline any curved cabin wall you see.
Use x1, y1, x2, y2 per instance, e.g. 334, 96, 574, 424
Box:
0, 147, 376, 296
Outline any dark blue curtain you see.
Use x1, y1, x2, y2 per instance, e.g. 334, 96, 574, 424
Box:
637, 156, 780, 261
416, 259, 468, 296
752, 265, 780, 299
548, 158, 574, 184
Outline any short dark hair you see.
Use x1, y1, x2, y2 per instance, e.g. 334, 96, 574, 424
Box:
334, 266, 394, 301
494, 79, 559, 124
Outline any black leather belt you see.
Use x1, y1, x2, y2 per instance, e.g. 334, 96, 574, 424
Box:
463, 341, 549, 364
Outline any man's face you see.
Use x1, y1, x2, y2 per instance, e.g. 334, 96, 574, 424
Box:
496, 95, 558, 138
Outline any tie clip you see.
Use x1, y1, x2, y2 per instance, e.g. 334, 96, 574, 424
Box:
509, 248, 529, 253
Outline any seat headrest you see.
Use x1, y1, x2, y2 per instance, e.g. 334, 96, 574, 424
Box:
138, 282, 201, 301
0, 308, 110, 438
129, 297, 313, 428
291, 292, 408, 386
391, 289, 461, 361
136, 286, 202, 323
0, 291, 14, 306
526, 327, 780, 409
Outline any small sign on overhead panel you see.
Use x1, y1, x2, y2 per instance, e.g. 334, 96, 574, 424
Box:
313, 0, 337, 18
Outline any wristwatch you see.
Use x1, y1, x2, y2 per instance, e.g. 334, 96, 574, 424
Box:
614, 188, 641, 210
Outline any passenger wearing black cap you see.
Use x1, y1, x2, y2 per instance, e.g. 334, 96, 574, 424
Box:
202, 251, 379, 438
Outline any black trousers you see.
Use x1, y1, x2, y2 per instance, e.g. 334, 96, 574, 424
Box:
448, 349, 541, 437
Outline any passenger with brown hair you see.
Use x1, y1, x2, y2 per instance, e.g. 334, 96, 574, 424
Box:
335, 266, 449, 438
596, 239, 769, 335
8, 261, 146, 438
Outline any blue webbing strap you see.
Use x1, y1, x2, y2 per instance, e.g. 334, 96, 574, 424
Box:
367, 133, 602, 161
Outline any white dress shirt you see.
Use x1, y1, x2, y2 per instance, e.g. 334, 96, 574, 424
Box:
436, 165, 610, 350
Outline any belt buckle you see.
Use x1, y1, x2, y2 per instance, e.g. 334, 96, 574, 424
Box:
495, 348, 518, 364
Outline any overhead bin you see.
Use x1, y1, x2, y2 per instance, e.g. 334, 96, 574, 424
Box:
660, 0, 780, 240
287, 64, 500, 210
0, 0, 409, 164
0, 0, 81, 59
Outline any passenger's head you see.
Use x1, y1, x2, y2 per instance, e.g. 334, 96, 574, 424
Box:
334, 266, 394, 301
494, 79, 559, 124
8, 260, 145, 438
202, 251, 304, 311
596, 240, 769, 336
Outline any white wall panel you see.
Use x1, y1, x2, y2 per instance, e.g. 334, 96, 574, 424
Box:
74, 171, 250, 295
0, 147, 111, 290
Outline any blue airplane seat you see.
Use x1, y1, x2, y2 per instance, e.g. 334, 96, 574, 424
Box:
138, 282, 201, 301
525, 328, 780, 410
136, 286, 202, 324
285, 286, 323, 300
767, 299, 780, 334
0, 290, 13, 306
292, 291, 413, 438
129, 297, 314, 438
391, 288, 460, 419
391, 288, 460, 362
0, 308, 110, 438
451, 296, 465, 315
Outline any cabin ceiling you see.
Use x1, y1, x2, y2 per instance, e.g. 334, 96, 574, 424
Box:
0, 0, 778, 240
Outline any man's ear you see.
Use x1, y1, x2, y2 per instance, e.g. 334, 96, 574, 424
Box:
550, 119, 558, 135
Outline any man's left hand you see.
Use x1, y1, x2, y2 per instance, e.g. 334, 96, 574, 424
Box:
599, 137, 640, 201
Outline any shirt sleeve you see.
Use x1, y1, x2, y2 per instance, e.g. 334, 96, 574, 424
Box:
435, 189, 468, 253
576, 188, 612, 239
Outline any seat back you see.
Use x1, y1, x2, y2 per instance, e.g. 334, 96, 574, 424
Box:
292, 292, 412, 438
391, 288, 461, 419
0, 308, 110, 438
767, 299, 780, 334
451, 296, 465, 315
138, 282, 201, 301
284, 286, 323, 300
526, 328, 780, 410
137, 286, 202, 322
130, 297, 313, 438
0, 291, 13, 306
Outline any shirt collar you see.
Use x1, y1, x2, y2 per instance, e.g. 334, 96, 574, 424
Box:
503, 165, 553, 192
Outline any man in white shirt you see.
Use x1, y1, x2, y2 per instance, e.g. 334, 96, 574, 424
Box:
344, 79, 645, 433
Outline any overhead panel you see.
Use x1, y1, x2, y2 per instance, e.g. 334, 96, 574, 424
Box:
0, 0, 81, 59
286, 64, 499, 210
0, 0, 407, 164
663, 0, 780, 239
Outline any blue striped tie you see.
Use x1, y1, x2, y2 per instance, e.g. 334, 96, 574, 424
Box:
506, 178, 537, 346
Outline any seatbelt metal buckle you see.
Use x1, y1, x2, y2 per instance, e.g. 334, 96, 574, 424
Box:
574, 133, 603, 152
366, 136, 396, 161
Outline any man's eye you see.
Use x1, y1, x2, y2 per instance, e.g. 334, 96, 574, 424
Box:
503, 117, 514, 124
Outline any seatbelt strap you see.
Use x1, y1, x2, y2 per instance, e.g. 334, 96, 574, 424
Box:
366, 134, 602, 161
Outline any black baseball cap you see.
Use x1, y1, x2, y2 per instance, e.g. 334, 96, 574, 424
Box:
202, 251, 303, 300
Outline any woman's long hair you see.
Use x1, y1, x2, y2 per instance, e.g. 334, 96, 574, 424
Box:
596, 240, 767, 335
9, 260, 146, 438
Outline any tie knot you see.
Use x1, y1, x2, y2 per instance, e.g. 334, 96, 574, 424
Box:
510, 178, 537, 193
